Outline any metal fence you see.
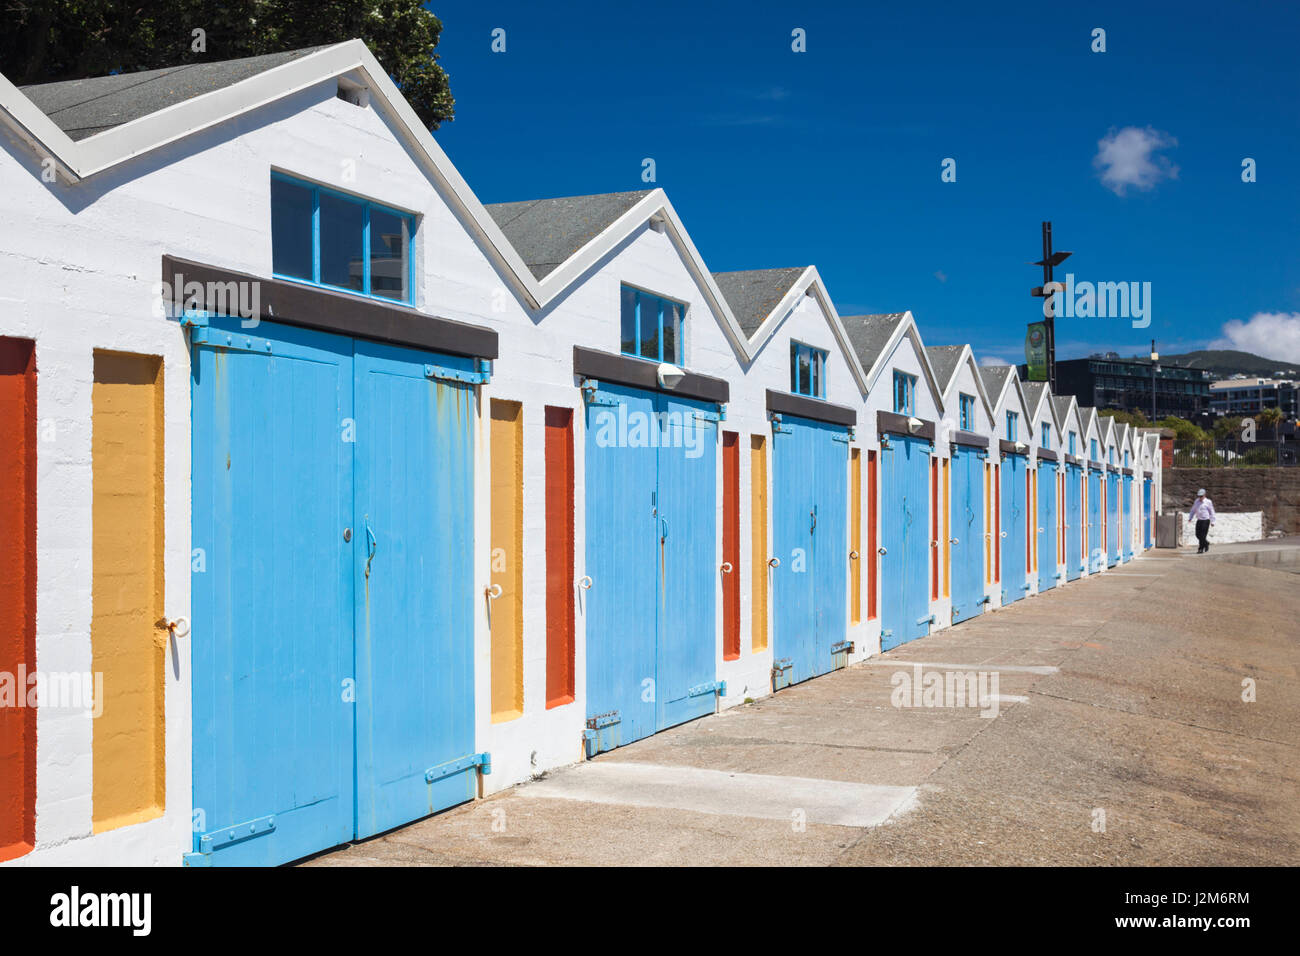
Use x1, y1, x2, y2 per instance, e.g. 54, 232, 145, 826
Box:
1172, 438, 1299, 467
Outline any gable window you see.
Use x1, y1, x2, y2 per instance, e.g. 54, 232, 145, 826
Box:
1091, 438, 1099, 460
790, 343, 827, 398
271, 173, 414, 303
958, 393, 975, 431
1124, 449, 1130, 466
1005, 410, 1018, 441
1041, 422, 1051, 449
620, 286, 684, 364
1109, 446, 1115, 465
893, 371, 916, 416
1069, 432, 1077, 455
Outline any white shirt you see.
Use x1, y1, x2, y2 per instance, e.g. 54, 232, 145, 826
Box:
1188, 497, 1216, 523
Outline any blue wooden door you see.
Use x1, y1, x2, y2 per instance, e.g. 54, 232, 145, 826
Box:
1037, 460, 1057, 592
192, 317, 483, 866
583, 384, 659, 752
1065, 464, 1083, 581
772, 415, 848, 683
880, 434, 930, 649
949, 445, 985, 624
1143, 478, 1153, 549
1087, 470, 1103, 572
1118, 470, 1128, 561
656, 396, 719, 729
352, 342, 478, 838
1000, 453, 1028, 604
771, 417, 815, 681
191, 317, 356, 866
1107, 472, 1120, 566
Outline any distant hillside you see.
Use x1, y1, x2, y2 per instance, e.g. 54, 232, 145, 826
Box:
1122, 349, 1300, 379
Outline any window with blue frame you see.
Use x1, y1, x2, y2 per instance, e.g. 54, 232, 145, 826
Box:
1091, 438, 1099, 460
1005, 410, 1018, 441
893, 371, 916, 415
1124, 450, 1130, 466
620, 286, 684, 364
790, 342, 828, 398
1069, 432, 1077, 455
1041, 422, 1051, 448
958, 393, 975, 431
271, 173, 415, 303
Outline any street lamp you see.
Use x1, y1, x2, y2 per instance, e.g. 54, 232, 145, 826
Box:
1150, 339, 1160, 421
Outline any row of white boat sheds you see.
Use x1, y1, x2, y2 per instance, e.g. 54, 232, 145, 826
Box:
0, 40, 1163, 865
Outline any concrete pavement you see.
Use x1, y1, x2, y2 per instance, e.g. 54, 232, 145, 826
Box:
306, 548, 1300, 866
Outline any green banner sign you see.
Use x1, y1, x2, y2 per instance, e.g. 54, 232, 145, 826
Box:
1025, 322, 1047, 381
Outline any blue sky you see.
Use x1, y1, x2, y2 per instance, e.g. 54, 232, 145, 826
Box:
425, 0, 1300, 365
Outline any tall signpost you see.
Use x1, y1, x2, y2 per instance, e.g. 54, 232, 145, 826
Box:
1028, 221, 1071, 391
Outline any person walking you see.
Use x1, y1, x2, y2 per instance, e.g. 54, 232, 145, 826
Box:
1188, 488, 1216, 553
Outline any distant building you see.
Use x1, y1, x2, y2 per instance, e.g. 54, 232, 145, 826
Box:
1209, 378, 1298, 418
1020, 356, 1213, 419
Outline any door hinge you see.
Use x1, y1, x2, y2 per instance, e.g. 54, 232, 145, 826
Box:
425, 360, 490, 385
916, 614, 935, 625
175, 309, 210, 329
688, 680, 727, 698
190, 327, 274, 354
881, 628, 894, 637
831, 427, 855, 444
425, 752, 491, 784
184, 813, 277, 865
694, 405, 724, 424
830, 640, 854, 655
580, 378, 620, 407
770, 413, 793, 434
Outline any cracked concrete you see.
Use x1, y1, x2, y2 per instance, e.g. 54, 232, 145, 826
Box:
304, 550, 1300, 867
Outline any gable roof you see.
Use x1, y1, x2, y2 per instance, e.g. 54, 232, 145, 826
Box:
1022, 381, 1048, 416
979, 364, 1030, 421
1052, 395, 1077, 432
924, 345, 965, 391
484, 191, 655, 280
840, 312, 944, 413
19, 48, 331, 141
843, 313, 908, 370
711, 268, 808, 336
925, 344, 996, 428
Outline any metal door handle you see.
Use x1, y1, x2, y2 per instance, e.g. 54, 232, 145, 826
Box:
720, 562, 733, 574
578, 575, 593, 590
810, 509, 817, 533
768, 557, 781, 568
365, 518, 377, 579
877, 547, 887, 556
849, 550, 859, 560
485, 583, 503, 599
949, 538, 959, 545
999, 531, 1007, 538
166, 616, 190, 638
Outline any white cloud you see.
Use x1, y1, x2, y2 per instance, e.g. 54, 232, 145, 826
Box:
1209, 311, 1300, 365
933, 270, 948, 283
1093, 126, 1179, 195
978, 355, 1010, 367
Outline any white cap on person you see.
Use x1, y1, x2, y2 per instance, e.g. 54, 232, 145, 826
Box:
1197, 488, 1206, 497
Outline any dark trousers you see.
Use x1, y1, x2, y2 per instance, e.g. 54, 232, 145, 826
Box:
1195, 519, 1211, 552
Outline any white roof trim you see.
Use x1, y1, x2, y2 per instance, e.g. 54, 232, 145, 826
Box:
934, 345, 996, 431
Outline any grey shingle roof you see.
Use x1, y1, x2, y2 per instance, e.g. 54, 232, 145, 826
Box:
484, 191, 654, 280
19, 47, 334, 141
1052, 395, 1075, 427
923, 345, 965, 392
710, 268, 807, 336
979, 365, 1013, 401
840, 313, 907, 371
1021, 380, 1048, 413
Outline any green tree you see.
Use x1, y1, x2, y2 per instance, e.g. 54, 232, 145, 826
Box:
1258, 406, 1284, 429
1156, 416, 1208, 442
1098, 408, 1150, 428
1212, 416, 1244, 440
1, 0, 454, 129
